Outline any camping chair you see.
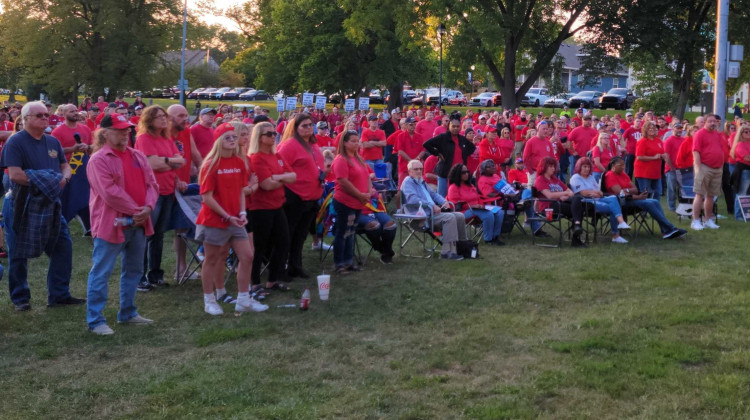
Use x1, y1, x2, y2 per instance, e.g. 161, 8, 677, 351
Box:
526, 187, 564, 247
392, 190, 453, 258
175, 186, 204, 285
453, 201, 485, 242
675, 168, 718, 222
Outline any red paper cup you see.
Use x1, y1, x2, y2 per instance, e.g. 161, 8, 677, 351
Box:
544, 208, 554, 221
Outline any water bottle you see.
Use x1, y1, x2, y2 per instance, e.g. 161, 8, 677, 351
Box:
299, 287, 310, 311
114, 217, 133, 227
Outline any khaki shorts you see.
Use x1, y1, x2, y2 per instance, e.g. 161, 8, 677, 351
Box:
195, 224, 248, 246
693, 163, 723, 197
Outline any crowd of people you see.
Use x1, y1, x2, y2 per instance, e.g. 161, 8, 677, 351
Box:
1, 95, 748, 335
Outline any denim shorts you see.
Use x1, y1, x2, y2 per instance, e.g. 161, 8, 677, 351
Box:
195, 224, 248, 246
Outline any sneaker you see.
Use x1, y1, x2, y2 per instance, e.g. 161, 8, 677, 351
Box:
0, 247, 7, 258
137, 280, 154, 292
235, 297, 269, 313
14, 302, 31, 312
704, 219, 720, 229
690, 220, 704, 231
196, 252, 205, 262
616, 222, 631, 230
611, 236, 628, 244
716, 214, 727, 219
663, 228, 688, 240
90, 324, 114, 335
118, 315, 153, 325
571, 238, 587, 248
48, 296, 86, 307
149, 278, 170, 288
204, 301, 224, 316
380, 254, 394, 264
440, 252, 464, 261
311, 242, 333, 251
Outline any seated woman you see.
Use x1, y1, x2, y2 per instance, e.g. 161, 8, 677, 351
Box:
357, 190, 396, 264
534, 156, 587, 247
569, 157, 631, 244
401, 159, 467, 261
604, 157, 687, 240
446, 163, 505, 246
477, 159, 544, 236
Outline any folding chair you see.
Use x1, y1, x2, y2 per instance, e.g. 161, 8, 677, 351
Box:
453, 201, 485, 242
175, 187, 203, 285
392, 191, 449, 258
675, 168, 718, 222
526, 187, 564, 248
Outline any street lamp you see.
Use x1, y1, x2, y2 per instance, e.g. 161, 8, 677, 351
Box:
470, 65, 475, 100
178, 0, 187, 106
437, 23, 446, 110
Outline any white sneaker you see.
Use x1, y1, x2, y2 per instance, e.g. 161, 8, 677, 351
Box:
204, 301, 224, 316
704, 219, 720, 229
91, 324, 115, 335
118, 315, 153, 325
616, 222, 631, 230
311, 242, 333, 251
612, 236, 628, 244
690, 220, 704, 231
235, 297, 269, 313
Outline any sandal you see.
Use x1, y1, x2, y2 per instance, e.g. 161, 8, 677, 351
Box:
216, 293, 237, 304
266, 282, 291, 292
250, 286, 269, 300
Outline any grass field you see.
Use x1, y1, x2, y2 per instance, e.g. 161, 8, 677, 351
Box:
2, 200, 750, 418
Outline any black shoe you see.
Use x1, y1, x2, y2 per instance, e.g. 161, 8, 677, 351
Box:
489, 238, 506, 246
287, 268, 310, 279
380, 254, 393, 264
571, 238, 587, 248
149, 278, 170, 288
534, 229, 552, 238
14, 302, 31, 311
48, 296, 86, 307
137, 280, 154, 292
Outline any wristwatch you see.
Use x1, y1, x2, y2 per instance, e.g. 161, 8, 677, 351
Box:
164, 157, 169, 165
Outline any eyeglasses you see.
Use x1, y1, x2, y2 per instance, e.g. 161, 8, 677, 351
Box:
410, 167, 424, 171
30, 113, 50, 119
154, 114, 167, 119
260, 131, 275, 138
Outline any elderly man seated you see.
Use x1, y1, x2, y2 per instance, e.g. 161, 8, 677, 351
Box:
401, 159, 467, 260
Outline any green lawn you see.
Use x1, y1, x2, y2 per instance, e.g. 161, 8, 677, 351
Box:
2, 204, 750, 418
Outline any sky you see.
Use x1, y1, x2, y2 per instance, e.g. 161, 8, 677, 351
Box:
188, 0, 247, 31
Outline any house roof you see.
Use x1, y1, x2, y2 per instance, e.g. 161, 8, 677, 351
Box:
557, 43, 629, 77
161, 50, 220, 72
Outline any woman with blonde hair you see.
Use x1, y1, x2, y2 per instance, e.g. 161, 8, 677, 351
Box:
634, 120, 665, 201
730, 124, 750, 219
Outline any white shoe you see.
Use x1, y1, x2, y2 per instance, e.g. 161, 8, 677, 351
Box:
703, 219, 720, 229
611, 236, 628, 244
235, 297, 269, 313
311, 242, 333, 251
204, 301, 224, 316
690, 220, 704, 231
616, 222, 631, 230
118, 315, 153, 325
91, 324, 115, 335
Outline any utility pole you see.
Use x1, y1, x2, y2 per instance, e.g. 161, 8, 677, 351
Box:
713, 0, 729, 120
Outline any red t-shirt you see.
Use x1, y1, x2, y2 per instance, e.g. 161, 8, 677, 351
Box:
623, 127, 641, 155
663, 135, 685, 172
452, 135, 463, 166
620, 121, 631, 131
692, 128, 724, 169
129, 116, 141, 126
478, 138, 503, 166
173, 129, 193, 183
534, 175, 566, 210
415, 119, 437, 139
135, 132, 179, 195
86, 118, 97, 132
112, 148, 147, 207
190, 123, 214, 158
634, 138, 664, 180
278, 139, 324, 201
315, 134, 336, 149
395, 131, 424, 173
196, 156, 248, 228
446, 184, 482, 209
332, 155, 370, 210
735, 141, 750, 163
360, 128, 386, 161
51, 124, 92, 161
604, 170, 633, 194
568, 126, 598, 157
424, 155, 438, 186
386, 129, 401, 147
522, 136, 554, 173
591, 146, 614, 173
326, 113, 342, 128
433, 125, 447, 137
675, 137, 694, 169
95, 102, 109, 112
249, 152, 291, 210
497, 138, 514, 164
507, 168, 529, 184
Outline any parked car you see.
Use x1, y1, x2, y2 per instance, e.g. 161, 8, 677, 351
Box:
599, 88, 636, 110
447, 91, 468, 106
543, 93, 574, 108
239, 89, 271, 101
402, 90, 418, 104
187, 88, 206, 99
210, 87, 232, 100
470, 92, 496, 107
198, 88, 217, 100
520, 88, 549, 107
369, 89, 386, 104
222, 87, 253, 100
426, 89, 464, 105
569, 91, 603, 109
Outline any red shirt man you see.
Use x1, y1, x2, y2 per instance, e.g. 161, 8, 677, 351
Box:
51, 104, 93, 161
523, 123, 555, 172
360, 117, 386, 161
415, 111, 438, 139
394, 117, 424, 184
567, 117, 598, 158
190, 108, 216, 158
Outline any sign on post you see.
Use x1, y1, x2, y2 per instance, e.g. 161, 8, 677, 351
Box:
276, 98, 285, 112
315, 95, 327, 110
358, 97, 370, 111
344, 99, 355, 112
285, 97, 297, 111
738, 195, 750, 222
302, 93, 314, 107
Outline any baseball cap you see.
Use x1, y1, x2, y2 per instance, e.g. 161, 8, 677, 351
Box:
213, 122, 235, 141
100, 114, 133, 130
625, 112, 633, 116
583, 115, 592, 120
367, 115, 378, 121
200, 108, 217, 116
134, 105, 143, 111
108, 102, 117, 108
486, 126, 497, 133
316, 121, 329, 129
116, 104, 126, 109
91, 106, 100, 111
405, 117, 416, 124
515, 157, 523, 164
478, 115, 487, 120
673, 122, 683, 128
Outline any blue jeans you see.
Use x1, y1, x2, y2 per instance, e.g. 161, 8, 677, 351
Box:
332, 199, 361, 267
437, 177, 448, 197
624, 199, 676, 234
465, 207, 504, 241
636, 178, 662, 202
625, 154, 635, 178
735, 170, 750, 220
87, 228, 146, 329
357, 212, 396, 257
144, 194, 174, 282
558, 150, 570, 183
2, 194, 73, 305
583, 195, 623, 234
665, 170, 679, 211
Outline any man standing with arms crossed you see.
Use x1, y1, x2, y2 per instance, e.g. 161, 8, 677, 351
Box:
691, 114, 723, 230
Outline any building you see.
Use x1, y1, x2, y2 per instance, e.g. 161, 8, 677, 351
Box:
159, 50, 220, 73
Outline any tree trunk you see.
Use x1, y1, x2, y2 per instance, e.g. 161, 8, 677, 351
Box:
502, 40, 518, 110
673, 56, 695, 120
388, 82, 403, 110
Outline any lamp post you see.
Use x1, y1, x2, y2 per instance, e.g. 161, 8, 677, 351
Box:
437, 23, 446, 110
470, 65, 475, 100
178, 0, 188, 107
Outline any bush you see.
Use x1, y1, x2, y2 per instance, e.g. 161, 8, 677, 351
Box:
632, 90, 675, 114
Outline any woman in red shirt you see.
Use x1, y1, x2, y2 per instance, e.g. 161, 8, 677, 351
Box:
248, 122, 296, 293
196, 123, 267, 315
592, 131, 616, 181
478, 127, 504, 168
497, 127, 515, 171
278, 114, 324, 280
730, 125, 750, 219
534, 156, 586, 247
446, 163, 504, 245
634, 121, 665, 201
331, 131, 372, 274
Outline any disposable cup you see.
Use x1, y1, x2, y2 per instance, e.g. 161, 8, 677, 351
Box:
317, 274, 330, 301
545, 208, 554, 221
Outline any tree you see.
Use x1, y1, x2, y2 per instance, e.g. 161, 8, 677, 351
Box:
427, 0, 623, 110
545, 54, 567, 113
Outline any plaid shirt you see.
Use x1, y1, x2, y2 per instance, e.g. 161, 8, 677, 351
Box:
12, 169, 63, 259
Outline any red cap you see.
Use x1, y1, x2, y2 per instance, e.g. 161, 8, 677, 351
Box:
486, 126, 497, 133
213, 122, 235, 141
100, 114, 133, 130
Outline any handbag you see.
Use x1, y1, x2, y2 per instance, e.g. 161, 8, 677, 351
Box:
456, 239, 479, 259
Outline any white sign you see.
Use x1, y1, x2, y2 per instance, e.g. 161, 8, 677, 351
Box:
344, 99, 355, 112
302, 93, 314, 107
358, 97, 370, 111
728, 62, 740, 79
285, 97, 297, 111
315, 95, 327, 110
276, 98, 285, 112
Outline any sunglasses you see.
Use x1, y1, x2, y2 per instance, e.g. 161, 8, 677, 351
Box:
260, 131, 275, 137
